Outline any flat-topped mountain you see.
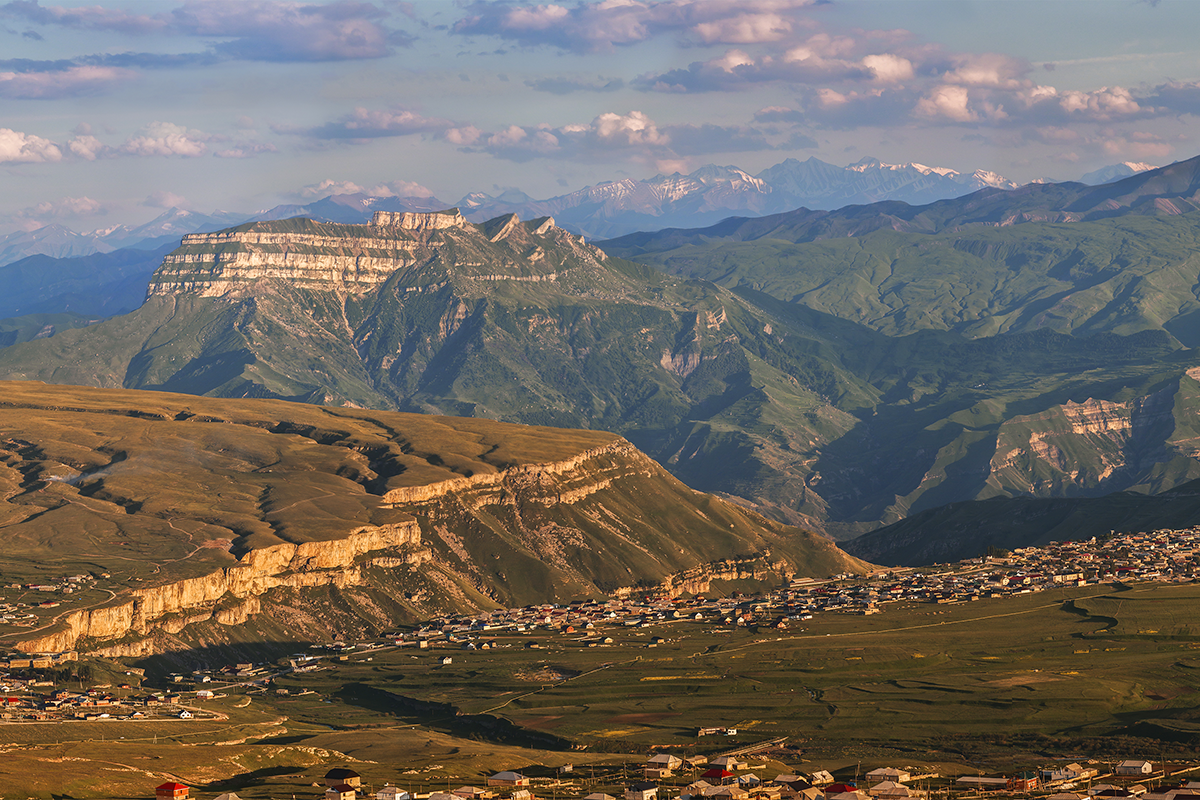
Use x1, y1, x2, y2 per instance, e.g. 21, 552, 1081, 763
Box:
147, 209, 593, 297
0, 382, 861, 656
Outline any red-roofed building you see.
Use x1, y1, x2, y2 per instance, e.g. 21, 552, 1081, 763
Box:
156, 783, 189, 800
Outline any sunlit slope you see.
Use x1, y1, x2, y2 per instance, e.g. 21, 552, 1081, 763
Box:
0, 381, 862, 653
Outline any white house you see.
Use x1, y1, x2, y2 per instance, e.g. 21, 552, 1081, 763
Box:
1116, 762, 1154, 777
867, 770, 910, 784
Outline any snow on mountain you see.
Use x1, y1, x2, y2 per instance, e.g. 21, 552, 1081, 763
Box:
1080, 162, 1158, 185
0, 224, 114, 268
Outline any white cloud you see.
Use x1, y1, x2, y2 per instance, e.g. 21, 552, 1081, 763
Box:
0, 127, 61, 163
295, 178, 436, 199
915, 85, 978, 122
692, 12, 793, 44
66, 133, 109, 160
307, 107, 451, 139
862, 53, 913, 84
452, 0, 817, 52
120, 121, 212, 157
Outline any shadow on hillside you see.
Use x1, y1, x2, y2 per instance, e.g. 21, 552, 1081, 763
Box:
132, 640, 313, 679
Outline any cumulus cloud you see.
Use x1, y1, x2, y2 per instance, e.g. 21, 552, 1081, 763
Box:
22, 195, 104, 217
66, 133, 109, 160
120, 121, 213, 157
306, 107, 452, 139
0, 127, 61, 162
452, 0, 818, 53
295, 178, 435, 199
0, 64, 133, 98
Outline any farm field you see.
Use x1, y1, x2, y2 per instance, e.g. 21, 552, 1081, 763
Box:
274, 582, 1200, 749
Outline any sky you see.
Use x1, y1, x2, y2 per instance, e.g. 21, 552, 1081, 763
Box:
0, 0, 1198, 234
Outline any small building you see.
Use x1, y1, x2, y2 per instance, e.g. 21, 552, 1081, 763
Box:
327, 786, 357, 800
869, 782, 913, 799
647, 754, 684, 779
810, 772, 835, 787
701, 769, 736, 786
511, 790, 534, 800
711, 757, 747, 772
453, 787, 493, 800
585, 794, 617, 800
156, 783, 189, 800
1008, 773, 1040, 793
377, 787, 409, 800
488, 772, 530, 788
737, 775, 761, 789
867, 770, 911, 784
325, 768, 363, 788
1117, 762, 1154, 777
212, 794, 242, 800
709, 787, 749, 800
627, 783, 659, 800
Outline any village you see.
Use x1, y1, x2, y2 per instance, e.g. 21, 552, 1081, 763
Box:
415, 527, 1200, 640
2, 528, 1200, 796
141, 752, 1200, 800
2, 528, 1199, 723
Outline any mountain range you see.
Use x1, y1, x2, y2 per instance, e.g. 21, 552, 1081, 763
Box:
0, 157, 1156, 269
0, 157, 1195, 564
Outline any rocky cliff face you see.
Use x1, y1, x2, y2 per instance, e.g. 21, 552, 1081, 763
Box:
17, 523, 425, 653
147, 210, 600, 298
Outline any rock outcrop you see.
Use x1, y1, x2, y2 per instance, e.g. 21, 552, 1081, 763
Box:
16, 523, 424, 653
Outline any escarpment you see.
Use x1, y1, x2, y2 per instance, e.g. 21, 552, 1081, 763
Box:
146, 209, 602, 297
0, 382, 864, 656
16, 523, 425, 654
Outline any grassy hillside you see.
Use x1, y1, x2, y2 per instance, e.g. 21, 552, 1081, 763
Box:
605, 212, 1200, 340
0, 381, 861, 652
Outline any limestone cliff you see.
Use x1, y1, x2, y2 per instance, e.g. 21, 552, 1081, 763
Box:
16, 523, 424, 653
146, 210, 602, 298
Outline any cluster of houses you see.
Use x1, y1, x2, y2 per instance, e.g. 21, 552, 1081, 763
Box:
0, 682, 207, 722
0, 574, 100, 623
401, 527, 1200, 647
141, 757, 1200, 800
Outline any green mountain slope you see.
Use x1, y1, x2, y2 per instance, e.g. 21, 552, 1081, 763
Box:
604, 212, 1200, 340
0, 213, 882, 529
5, 210, 1200, 542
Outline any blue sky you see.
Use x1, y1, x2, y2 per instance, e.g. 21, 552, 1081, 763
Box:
0, 0, 1198, 233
